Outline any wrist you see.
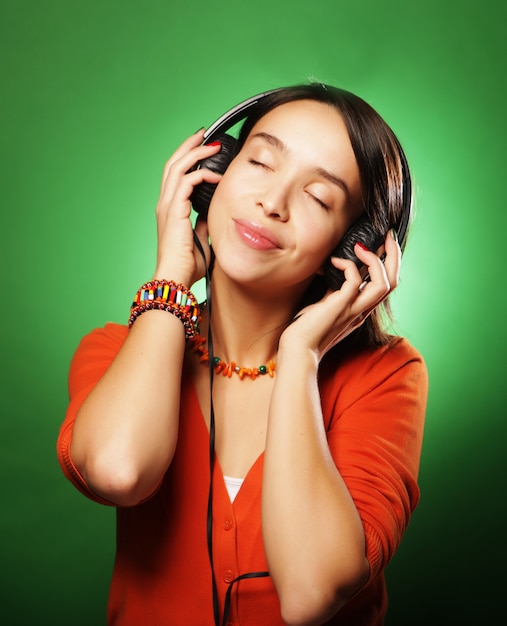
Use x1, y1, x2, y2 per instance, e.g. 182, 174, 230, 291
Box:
276, 341, 319, 376
128, 279, 201, 338
153, 266, 194, 288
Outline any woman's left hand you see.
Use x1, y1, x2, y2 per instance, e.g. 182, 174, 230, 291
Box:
279, 229, 401, 360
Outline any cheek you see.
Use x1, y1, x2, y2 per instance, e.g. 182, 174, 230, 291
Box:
299, 217, 342, 258
206, 166, 237, 216
206, 177, 231, 241
206, 203, 220, 248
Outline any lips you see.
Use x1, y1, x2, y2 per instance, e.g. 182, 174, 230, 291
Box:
233, 219, 282, 250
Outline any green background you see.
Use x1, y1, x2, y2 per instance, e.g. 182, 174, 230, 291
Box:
1, 0, 505, 623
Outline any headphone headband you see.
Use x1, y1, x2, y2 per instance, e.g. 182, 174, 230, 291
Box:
395, 139, 412, 250
203, 88, 283, 141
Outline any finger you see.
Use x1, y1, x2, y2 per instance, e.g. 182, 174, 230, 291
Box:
161, 137, 221, 192
161, 129, 205, 187
157, 167, 222, 217
382, 229, 402, 291
353, 242, 391, 299
327, 255, 365, 296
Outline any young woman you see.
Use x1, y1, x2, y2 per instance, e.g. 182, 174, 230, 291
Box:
57, 84, 427, 626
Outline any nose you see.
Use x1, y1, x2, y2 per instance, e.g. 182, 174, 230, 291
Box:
257, 178, 290, 221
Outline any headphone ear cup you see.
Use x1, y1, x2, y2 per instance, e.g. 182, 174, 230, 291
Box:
324, 216, 386, 290
190, 133, 238, 217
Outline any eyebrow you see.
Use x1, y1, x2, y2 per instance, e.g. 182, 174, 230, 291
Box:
313, 167, 350, 198
249, 131, 350, 198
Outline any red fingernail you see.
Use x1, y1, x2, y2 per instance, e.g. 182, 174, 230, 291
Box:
207, 141, 221, 147
355, 242, 370, 251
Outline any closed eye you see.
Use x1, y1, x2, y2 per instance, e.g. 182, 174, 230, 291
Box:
248, 158, 271, 170
307, 192, 329, 210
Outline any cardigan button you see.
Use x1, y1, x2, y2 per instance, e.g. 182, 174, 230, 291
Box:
224, 569, 234, 583
224, 517, 233, 530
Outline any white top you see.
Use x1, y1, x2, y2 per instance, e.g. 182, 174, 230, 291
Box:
223, 475, 244, 502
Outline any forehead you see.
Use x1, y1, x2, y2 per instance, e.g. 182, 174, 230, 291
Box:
246, 99, 360, 191
249, 99, 350, 144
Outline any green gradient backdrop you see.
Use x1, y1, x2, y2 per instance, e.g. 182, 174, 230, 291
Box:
1, 1, 505, 624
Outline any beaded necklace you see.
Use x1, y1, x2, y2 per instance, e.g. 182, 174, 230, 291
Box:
189, 335, 276, 381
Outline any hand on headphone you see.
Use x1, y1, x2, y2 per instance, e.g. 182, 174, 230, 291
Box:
279, 229, 401, 361
153, 129, 222, 286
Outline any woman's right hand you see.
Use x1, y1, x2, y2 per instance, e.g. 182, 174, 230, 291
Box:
153, 129, 222, 286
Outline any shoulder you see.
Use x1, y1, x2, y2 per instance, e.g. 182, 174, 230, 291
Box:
68, 322, 129, 397
74, 322, 129, 352
70, 322, 129, 368
318, 336, 428, 415
321, 335, 425, 379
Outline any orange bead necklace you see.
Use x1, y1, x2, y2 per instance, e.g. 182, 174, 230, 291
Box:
189, 335, 276, 381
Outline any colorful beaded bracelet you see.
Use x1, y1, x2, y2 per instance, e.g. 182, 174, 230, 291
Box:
128, 280, 200, 338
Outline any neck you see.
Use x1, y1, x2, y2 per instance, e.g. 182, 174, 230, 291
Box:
203, 266, 305, 365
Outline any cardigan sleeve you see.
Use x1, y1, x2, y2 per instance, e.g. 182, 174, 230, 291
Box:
319, 337, 428, 581
56, 323, 129, 505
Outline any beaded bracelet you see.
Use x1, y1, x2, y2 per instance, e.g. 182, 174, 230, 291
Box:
128, 280, 201, 339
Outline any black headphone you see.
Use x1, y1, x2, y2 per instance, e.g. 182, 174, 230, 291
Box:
190, 87, 412, 291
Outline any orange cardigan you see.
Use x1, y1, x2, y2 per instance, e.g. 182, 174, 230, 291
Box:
57, 323, 427, 625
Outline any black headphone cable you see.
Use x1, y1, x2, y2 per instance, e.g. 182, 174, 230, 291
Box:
193, 232, 270, 626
